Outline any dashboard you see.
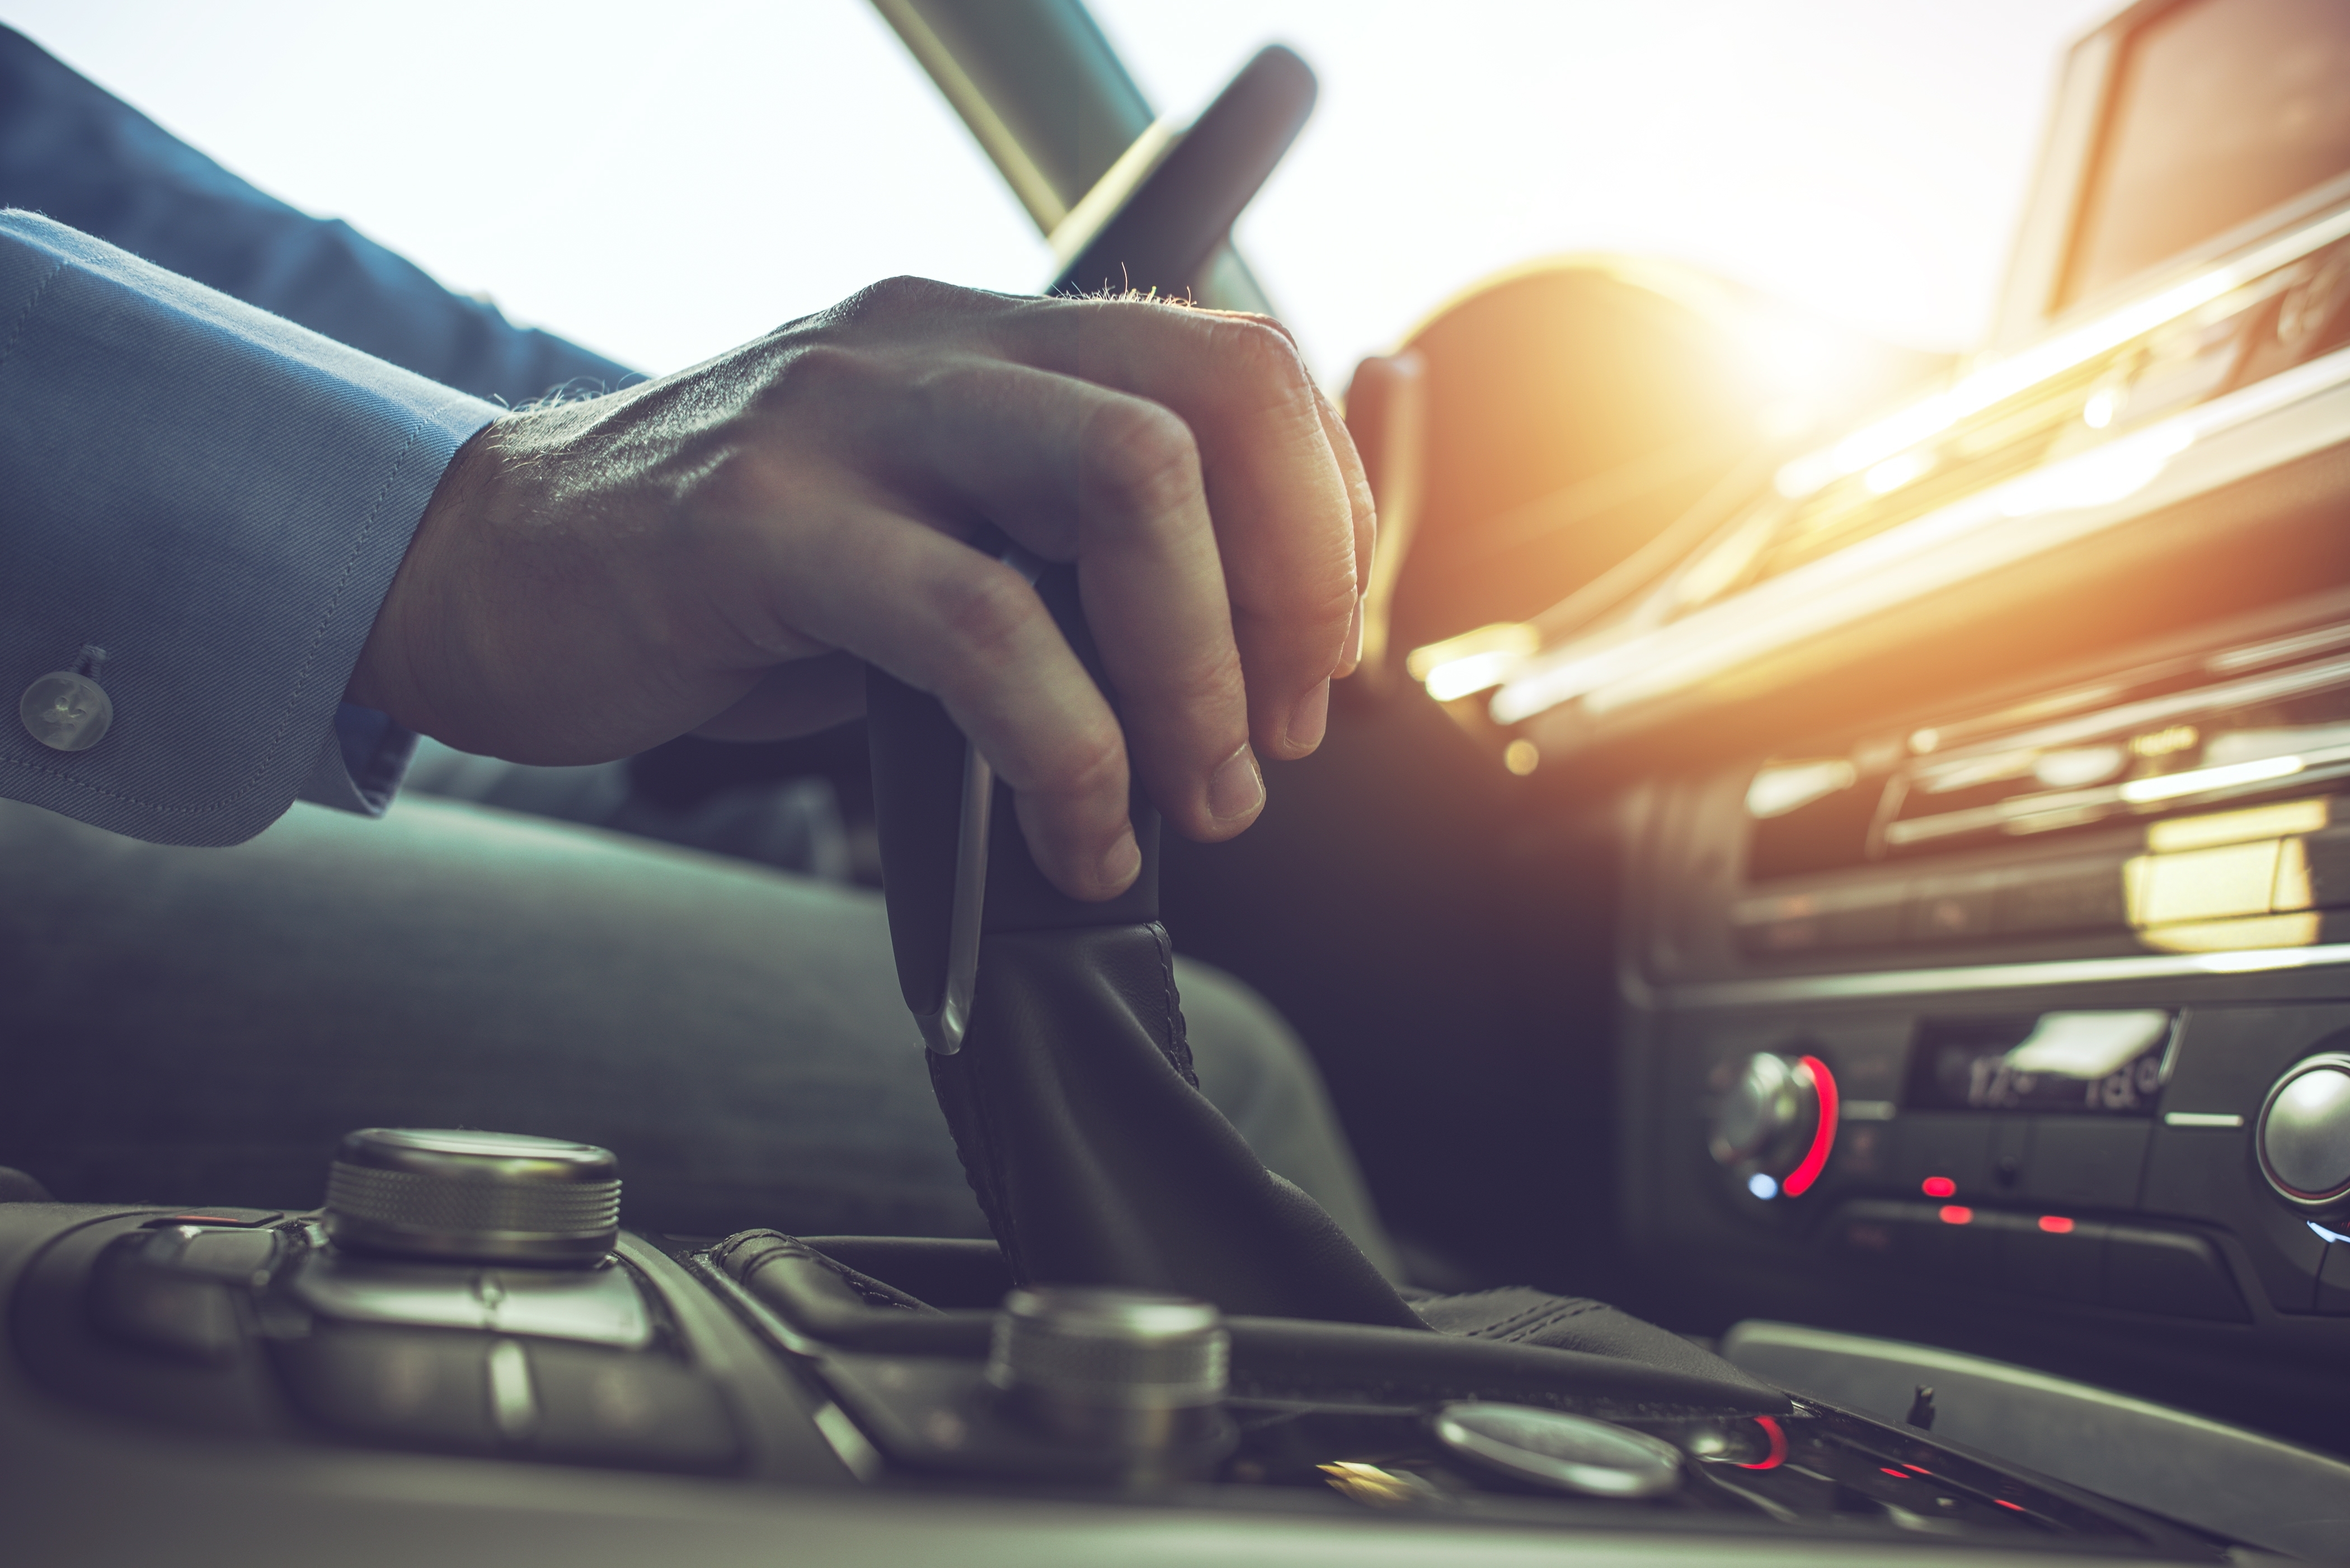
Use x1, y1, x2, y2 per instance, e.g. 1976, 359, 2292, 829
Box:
1449, 0, 2350, 1494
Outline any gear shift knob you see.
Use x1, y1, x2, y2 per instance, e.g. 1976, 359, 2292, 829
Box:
866, 561, 1416, 1328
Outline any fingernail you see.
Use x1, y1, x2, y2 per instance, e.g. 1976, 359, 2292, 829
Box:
1342, 595, 1365, 672
1207, 743, 1265, 823
1286, 682, 1330, 751
1099, 830, 1141, 892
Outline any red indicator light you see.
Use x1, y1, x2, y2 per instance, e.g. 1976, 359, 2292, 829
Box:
1904, 1465, 1932, 1476
1921, 1175, 1956, 1198
1939, 1205, 1974, 1225
2038, 1215, 2075, 1234
1735, 1415, 1789, 1471
1879, 1466, 1909, 1478
1995, 1499, 2025, 1513
1781, 1055, 1840, 1197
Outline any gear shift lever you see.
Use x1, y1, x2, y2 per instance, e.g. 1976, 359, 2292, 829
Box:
867, 555, 1419, 1326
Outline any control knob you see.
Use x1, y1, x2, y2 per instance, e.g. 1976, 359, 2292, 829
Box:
2256, 1053, 2350, 1208
323, 1127, 621, 1264
1709, 1051, 1839, 1199
986, 1286, 1230, 1452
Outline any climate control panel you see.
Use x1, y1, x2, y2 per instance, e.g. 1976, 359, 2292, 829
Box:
1624, 992, 2350, 1444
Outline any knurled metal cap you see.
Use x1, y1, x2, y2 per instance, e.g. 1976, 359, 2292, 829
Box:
986, 1286, 1228, 1446
323, 1128, 620, 1264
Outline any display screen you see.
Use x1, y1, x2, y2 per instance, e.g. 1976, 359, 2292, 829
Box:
2061, 0, 2350, 309
1905, 1011, 2175, 1116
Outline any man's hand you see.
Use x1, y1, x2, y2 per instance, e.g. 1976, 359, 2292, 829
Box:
347, 278, 1374, 900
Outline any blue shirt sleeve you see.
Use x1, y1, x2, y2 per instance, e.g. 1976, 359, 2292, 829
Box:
0, 211, 497, 845
0, 23, 640, 408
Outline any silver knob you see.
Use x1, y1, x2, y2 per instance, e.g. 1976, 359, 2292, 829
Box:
1433, 1402, 1683, 1498
985, 1286, 1229, 1448
1712, 1053, 1823, 1165
323, 1128, 621, 1264
2257, 1053, 2350, 1208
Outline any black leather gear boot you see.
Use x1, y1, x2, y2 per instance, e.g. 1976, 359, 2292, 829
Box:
865, 563, 1420, 1329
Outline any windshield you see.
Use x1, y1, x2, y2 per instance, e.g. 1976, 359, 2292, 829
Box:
10, 0, 2120, 382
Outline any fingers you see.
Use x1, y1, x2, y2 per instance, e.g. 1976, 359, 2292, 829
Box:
855, 360, 1261, 845
1311, 376, 1377, 680
692, 649, 868, 741
991, 298, 1365, 761
735, 496, 1140, 899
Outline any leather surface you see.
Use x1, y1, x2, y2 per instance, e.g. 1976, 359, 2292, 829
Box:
866, 561, 1418, 1328
1413, 1287, 1778, 1393
926, 922, 1421, 1326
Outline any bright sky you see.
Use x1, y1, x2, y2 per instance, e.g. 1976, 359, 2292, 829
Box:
5, 0, 2118, 383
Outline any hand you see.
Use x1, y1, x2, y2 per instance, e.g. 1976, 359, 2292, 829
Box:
347, 277, 1374, 900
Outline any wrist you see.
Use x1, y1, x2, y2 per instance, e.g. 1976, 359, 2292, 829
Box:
344, 418, 500, 733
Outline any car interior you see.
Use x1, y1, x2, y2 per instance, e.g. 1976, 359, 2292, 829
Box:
6, 0, 2350, 1561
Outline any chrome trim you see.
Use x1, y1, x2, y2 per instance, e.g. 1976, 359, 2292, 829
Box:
1782, 200, 2350, 501
917, 739, 993, 1057
686, 1252, 824, 1359
1660, 941, 2350, 1010
685, 1254, 886, 1481
915, 543, 1044, 1057
286, 1251, 654, 1349
1501, 343, 2350, 729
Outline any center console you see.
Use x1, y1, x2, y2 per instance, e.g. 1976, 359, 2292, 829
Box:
0, 1125, 2247, 1565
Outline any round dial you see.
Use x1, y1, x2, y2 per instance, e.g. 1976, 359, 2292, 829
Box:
323, 1127, 621, 1264
2256, 1053, 2350, 1208
1710, 1051, 1840, 1199
986, 1286, 1228, 1447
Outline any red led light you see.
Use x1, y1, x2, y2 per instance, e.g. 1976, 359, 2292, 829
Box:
1996, 1499, 2025, 1513
1921, 1175, 1956, 1198
1879, 1466, 1909, 1479
2038, 1215, 2075, 1234
1781, 1055, 1840, 1198
1735, 1415, 1789, 1471
1939, 1204, 1974, 1225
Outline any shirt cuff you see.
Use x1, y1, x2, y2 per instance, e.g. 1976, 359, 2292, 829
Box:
295, 702, 419, 816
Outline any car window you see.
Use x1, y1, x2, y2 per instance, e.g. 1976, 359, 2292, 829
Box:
12, 0, 2121, 384
0, 0, 1049, 374
1091, 0, 2117, 375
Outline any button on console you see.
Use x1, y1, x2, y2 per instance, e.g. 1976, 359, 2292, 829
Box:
2256, 1054, 2350, 1206
274, 1327, 500, 1453
2104, 1226, 2248, 1321
527, 1341, 741, 1471
85, 1224, 288, 1362
2317, 1240, 2350, 1315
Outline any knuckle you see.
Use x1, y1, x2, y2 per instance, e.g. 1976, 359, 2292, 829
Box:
1040, 718, 1127, 806
685, 442, 787, 522
1150, 648, 1248, 718
930, 563, 1038, 677
829, 275, 981, 332
1212, 315, 1310, 401
1229, 309, 1301, 351
856, 274, 946, 313
1085, 402, 1201, 522
755, 342, 875, 411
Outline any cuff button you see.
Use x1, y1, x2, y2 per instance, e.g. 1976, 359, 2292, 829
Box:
20, 671, 112, 752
